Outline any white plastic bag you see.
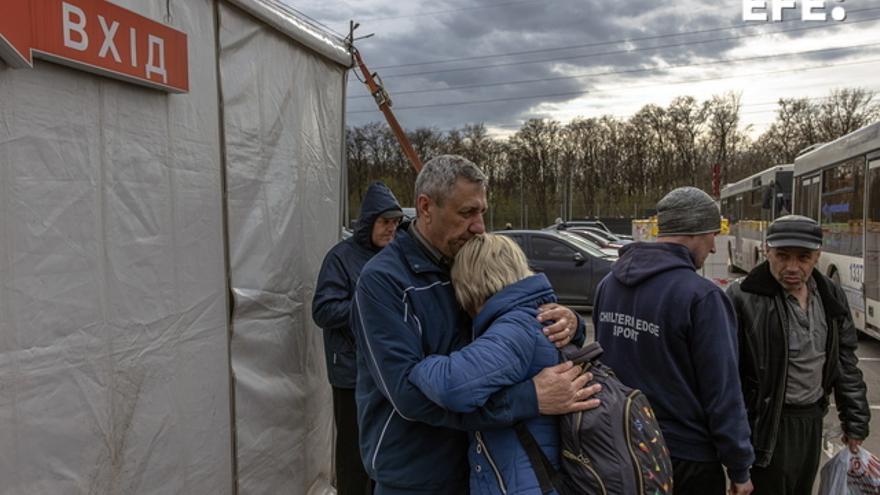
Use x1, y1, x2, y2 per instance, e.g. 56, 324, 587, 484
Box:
819, 446, 880, 495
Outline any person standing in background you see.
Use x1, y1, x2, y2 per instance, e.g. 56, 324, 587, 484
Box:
593, 187, 754, 495
726, 215, 869, 494
312, 181, 404, 495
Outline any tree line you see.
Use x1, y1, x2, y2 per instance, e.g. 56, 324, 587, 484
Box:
346, 88, 879, 230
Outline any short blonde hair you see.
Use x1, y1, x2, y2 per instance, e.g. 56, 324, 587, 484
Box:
451, 234, 533, 315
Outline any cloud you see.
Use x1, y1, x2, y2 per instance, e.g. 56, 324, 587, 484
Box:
285, 0, 880, 133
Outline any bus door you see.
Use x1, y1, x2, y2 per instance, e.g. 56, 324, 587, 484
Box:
866, 158, 880, 333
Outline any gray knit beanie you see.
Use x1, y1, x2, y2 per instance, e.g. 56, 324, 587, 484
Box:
656, 187, 721, 237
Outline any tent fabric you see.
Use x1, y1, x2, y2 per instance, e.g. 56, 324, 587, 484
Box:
226, 0, 352, 67
0, 1, 231, 493
0, 0, 347, 493
218, 2, 343, 493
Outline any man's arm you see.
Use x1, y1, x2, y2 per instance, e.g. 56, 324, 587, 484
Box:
311, 252, 352, 329
691, 290, 754, 485
831, 286, 870, 441
410, 318, 601, 414
409, 323, 542, 413
353, 270, 596, 431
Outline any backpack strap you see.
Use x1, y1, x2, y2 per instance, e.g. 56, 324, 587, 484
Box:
561, 342, 602, 365
514, 423, 565, 495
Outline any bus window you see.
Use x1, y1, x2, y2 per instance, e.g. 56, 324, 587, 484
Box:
820, 158, 864, 257
760, 186, 775, 222
867, 160, 880, 303
744, 189, 761, 221
734, 194, 744, 223
796, 174, 821, 221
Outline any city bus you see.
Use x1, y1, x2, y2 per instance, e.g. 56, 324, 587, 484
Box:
720, 164, 794, 273
793, 121, 880, 338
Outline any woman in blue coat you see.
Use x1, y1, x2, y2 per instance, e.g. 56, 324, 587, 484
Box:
408, 234, 563, 495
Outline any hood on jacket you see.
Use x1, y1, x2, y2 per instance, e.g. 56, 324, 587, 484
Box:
472, 274, 556, 337
354, 181, 403, 251
612, 242, 696, 287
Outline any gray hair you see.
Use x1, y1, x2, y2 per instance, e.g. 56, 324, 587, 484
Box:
414, 155, 487, 206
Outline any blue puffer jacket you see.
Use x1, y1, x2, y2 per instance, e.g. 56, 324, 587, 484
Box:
352, 228, 548, 494
409, 274, 562, 495
311, 181, 401, 388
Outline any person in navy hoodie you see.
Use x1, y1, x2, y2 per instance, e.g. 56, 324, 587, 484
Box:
409, 234, 574, 495
593, 187, 755, 495
312, 181, 403, 495
351, 155, 600, 495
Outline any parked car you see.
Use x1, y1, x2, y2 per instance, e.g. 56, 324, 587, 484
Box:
546, 220, 634, 241
496, 229, 616, 307
577, 226, 633, 246
545, 219, 612, 232
563, 227, 624, 254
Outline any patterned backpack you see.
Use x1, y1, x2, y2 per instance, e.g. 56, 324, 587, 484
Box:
515, 342, 673, 495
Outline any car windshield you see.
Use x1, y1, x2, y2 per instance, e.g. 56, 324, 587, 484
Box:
556, 231, 613, 258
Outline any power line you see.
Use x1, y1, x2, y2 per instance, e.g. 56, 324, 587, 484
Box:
269, 0, 347, 39
375, 15, 880, 79
358, 0, 546, 23
369, 6, 880, 70
349, 37, 880, 100
346, 54, 880, 114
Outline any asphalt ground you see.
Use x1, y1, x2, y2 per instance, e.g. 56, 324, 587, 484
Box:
580, 236, 880, 491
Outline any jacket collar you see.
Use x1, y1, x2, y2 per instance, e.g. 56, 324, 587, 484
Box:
407, 221, 452, 270
740, 261, 849, 317
395, 229, 448, 276
472, 274, 556, 337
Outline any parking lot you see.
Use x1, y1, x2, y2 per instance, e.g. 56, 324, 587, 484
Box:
581, 235, 880, 489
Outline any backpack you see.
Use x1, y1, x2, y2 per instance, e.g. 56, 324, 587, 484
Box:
515, 342, 673, 495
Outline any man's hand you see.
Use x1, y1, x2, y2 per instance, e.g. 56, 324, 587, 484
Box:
533, 361, 601, 415
843, 435, 863, 454
728, 480, 753, 495
538, 303, 578, 348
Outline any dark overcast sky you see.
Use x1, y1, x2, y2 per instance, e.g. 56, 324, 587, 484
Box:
285, 0, 880, 135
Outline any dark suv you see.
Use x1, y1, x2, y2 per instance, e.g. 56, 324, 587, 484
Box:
497, 230, 616, 307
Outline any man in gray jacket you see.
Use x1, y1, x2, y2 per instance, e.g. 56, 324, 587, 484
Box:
726, 215, 870, 494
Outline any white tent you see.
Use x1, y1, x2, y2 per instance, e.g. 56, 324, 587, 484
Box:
0, 1, 348, 493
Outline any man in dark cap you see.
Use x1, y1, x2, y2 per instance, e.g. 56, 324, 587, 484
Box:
726, 215, 870, 494
312, 181, 404, 495
593, 186, 755, 495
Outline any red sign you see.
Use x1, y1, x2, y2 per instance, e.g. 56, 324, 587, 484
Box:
0, 0, 188, 93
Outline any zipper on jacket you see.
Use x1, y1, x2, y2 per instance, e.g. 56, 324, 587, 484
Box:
624, 391, 645, 494
563, 449, 607, 495
823, 319, 840, 392
475, 431, 508, 494
767, 297, 790, 456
